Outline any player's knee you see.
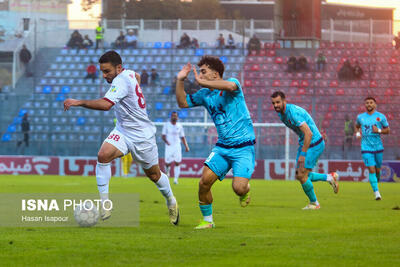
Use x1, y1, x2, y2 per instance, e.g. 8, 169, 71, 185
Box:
97, 151, 111, 163
199, 178, 212, 191
232, 183, 247, 196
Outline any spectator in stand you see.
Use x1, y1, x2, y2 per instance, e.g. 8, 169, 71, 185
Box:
125, 29, 137, 49
248, 34, 261, 54
113, 31, 126, 49
338, 60, 354, 80
297, 54, 308, 71
190, 36, 199, 49
19, 44, 32, 77
17, 113, 30, 148
226, 34, 236, 49
316, 52, 327, 72
287, 55, 297, 72
84, 61, 97, 83
353, 61, 364, 79
82, 35, 93, 49
95, 21, 104, 50
67, 30, 84, 49
177, 33, 191, 48
141, 69, 149, 86
394, 32, 400, 50
150, 68, 160, 85
216, 34, 225, 49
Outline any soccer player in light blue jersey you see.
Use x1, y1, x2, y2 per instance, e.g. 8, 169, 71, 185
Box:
176, 56, 255, 229
355, 96, 390, 200
271, 91, 339, 210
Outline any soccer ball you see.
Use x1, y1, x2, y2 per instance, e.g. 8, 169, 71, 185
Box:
74, 201, 100, 227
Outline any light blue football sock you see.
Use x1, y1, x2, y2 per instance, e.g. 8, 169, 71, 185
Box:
308, 172, 328, 182
369, 173, 379, 192
199, 204, 213, 222
301, 178, 317, 203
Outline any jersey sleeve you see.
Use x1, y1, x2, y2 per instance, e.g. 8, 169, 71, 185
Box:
186, 88, 208, 107
356, 114, 362, 127
291, 109, 306, 127
227, 77, 242, 95
103, 76, 129, 104
380, 114, 389, 128
179, 125, 185, 138
161, 123, 167, 135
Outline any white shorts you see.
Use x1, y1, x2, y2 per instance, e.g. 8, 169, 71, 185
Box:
165, 145, 182, 164
104, 128, 159, 170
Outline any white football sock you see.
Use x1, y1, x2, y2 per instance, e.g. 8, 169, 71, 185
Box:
204, 215, 213, 223
174, 165, 181, 180
326, 174, 333, 182
156, 172, 176, 206
96, 161, 111, 203
165, 165, 170, 177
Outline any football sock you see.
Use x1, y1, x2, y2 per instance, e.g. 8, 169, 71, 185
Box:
369, 173, 379, 192
308, 172, 328, 182
301, 178, 317, 203
165, 166, 170, 177
156, 172, 176, 206
376, 172, 381, 182
174, 166, 181, 180
199, 204, 213, 223
96, 161, 111, 202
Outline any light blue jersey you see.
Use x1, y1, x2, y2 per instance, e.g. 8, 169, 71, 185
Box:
356, 111, 389, 153
278, 103, 322, 147
186, 78, 255, 147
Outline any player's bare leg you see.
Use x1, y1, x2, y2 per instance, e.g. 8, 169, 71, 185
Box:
232, 177, 250, 207
196, 166, 218, 229
144, 164, 179, 225
96, 142, 123, 220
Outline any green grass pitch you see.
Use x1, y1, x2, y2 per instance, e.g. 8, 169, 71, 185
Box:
0, 175, 399, 266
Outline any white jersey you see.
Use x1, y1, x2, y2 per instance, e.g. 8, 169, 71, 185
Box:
104, 69, 156, 141
162, 121, 185, 148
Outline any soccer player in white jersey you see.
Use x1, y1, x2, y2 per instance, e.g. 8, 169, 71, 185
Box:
162, 111, 190, 184
64, 51, 179, 225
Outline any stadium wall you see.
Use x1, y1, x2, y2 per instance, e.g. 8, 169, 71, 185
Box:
1, 156, 399, 183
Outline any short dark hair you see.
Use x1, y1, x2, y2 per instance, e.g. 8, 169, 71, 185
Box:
365, 96, 376, 103
171, 111, 178, 116
99, 50, 122, 66
197, 55, 224, 78
271, 91, 286, 99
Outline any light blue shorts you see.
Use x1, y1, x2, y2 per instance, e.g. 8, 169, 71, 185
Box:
362, 152, 383, 168
204, 145, 255, 181
296, 139, 325, 169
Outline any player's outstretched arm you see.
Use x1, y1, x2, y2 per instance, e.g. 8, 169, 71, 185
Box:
64, 98, 113, 111
176, 63, 191, 108
193, 67, 237, 92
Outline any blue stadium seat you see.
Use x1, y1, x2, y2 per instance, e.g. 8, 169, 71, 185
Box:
154, 118, 164, 122
195, 49, 204, 56
154, 42, 162, 49
1, 133, 11, 142
164, 42, 173, 49
7, 125, 16, 133
219, 56, 228, 64
178, 109, 188, 119
13, 117, 22, 124
18, 109, 27, 117
42, 86, 52, 94
200, 42, 208, 48
155, 102, 163, 110
77, 117, 86, 125
163, 86, 171, 94
61, 86, 71, 94
56, 93, 65, 102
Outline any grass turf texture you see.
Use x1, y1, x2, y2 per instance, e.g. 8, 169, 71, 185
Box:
0, 175, 399, 266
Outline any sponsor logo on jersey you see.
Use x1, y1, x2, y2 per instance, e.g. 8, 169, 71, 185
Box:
376, 117, 381, 122
110, 86, 117, 93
